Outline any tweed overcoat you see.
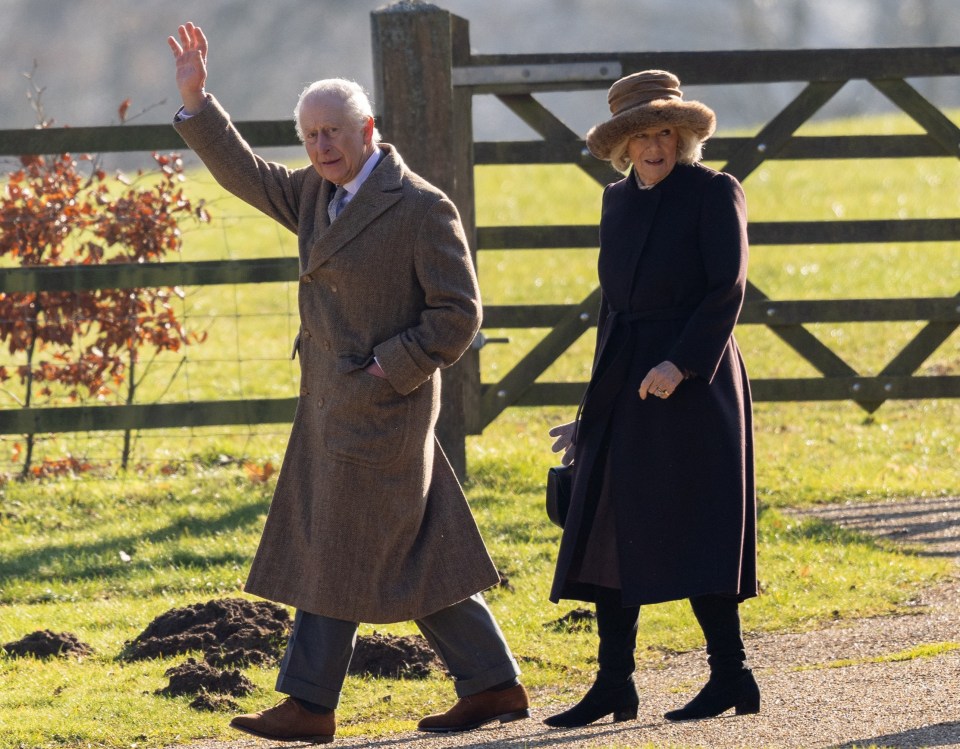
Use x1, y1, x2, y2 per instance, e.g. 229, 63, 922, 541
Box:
550, 162, 758, 608
174, 96, 499, 623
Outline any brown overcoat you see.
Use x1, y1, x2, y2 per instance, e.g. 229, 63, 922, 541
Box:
174, 96, 499, 623
550, 162, 758, 608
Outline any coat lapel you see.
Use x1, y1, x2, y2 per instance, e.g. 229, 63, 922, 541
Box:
304, 146, 404, 274
598, 173, 661, 306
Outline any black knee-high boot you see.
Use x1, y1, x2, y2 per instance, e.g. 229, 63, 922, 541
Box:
664, 594, 760, 721
544, 587, 640, 728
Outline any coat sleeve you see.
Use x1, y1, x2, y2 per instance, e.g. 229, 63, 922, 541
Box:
173, 94, 305, 234
666, 172, 749, 382
373, 197, 482, 395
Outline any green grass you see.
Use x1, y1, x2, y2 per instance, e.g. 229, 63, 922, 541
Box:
800, 641, 960, 671
0, 462, 952, 747
0, 109, 958, 747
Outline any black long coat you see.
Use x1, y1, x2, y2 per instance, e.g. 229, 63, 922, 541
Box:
549, 162, 758, 608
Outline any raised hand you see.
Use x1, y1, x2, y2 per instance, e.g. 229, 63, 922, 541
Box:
167, 22, 209, 115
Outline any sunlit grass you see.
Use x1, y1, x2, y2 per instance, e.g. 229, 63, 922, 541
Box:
799, 642, 960, 671
0, 461, 952, 748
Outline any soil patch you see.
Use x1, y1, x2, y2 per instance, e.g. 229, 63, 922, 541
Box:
189, 693, 241, 712
123, 598, 290, 666
126, 599, 446, 680
156, 657, 255, 698
349, 632, 444, 679
545, 607, 595, 632
3, 629, 94, 659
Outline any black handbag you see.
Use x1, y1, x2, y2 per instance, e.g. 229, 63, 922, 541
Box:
546, 463, 575, 528
546, 399, 584, 528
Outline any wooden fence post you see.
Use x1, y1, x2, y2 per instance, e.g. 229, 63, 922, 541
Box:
371, 2, 478, 481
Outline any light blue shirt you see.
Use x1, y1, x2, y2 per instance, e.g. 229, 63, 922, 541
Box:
338, 147, 383, 207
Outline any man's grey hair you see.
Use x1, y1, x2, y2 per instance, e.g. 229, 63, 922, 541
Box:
608, 126, 704, 173
293, 78, 381, 144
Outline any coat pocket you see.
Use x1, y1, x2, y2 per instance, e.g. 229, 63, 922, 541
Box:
322, 370, 410, 468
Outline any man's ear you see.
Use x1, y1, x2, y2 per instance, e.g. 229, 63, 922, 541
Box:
362, 116, 375, 145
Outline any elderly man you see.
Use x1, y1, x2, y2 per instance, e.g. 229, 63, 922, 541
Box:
167, 22, 528, 744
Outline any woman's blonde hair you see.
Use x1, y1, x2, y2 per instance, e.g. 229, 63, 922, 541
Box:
608, 126, 704, 173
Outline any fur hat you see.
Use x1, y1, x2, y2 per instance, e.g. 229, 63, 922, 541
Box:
585, 70, 716, 161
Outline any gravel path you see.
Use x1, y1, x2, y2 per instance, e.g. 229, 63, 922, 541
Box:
171, 496, 960, 749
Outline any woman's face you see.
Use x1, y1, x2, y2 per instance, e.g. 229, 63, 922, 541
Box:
627, 126, 679, 186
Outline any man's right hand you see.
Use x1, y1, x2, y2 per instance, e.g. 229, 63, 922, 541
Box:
167, 22, 209, 115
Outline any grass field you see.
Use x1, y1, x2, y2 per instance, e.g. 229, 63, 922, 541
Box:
0, 109, 958, 747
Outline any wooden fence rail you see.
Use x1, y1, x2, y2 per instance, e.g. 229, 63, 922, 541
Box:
368, 5, 959, 460
1, 2, 958, 478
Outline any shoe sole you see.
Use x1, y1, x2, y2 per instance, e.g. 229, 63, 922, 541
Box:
664, 704, 761, 722
418, 708, 531, 733
230, 722, 334, 744
543, 704, 639, 728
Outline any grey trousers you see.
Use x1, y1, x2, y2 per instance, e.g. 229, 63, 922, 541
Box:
275, 593, 520, 709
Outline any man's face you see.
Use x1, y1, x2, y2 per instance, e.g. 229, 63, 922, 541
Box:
299, 92, 375, 185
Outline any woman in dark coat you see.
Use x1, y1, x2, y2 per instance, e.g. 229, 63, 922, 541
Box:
545, 70, 759, 727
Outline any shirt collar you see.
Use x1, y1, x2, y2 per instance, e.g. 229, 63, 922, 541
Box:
632, 169, 657, 190
341, 147, 383, 198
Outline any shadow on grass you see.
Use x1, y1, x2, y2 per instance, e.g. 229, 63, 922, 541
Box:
787, 496, 960, 559
0, 497, 266, 592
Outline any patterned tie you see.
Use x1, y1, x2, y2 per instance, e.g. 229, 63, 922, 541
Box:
327, 184, 347, 223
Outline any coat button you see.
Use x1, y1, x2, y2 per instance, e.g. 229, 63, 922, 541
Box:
330, 284, 338, 293
300, 387, 309, 396
301, 275, 313, 284
323, 340, 331, 351
302, 330, 311, 339
317, 397, 325, 408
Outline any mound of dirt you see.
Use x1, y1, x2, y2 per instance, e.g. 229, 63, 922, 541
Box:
349, 632, 444, 679
124, 598, 291, 666
3, 630, 94, 659
545, 607, 596, 632
156, 657, 255, 698
189, 693, 241, 712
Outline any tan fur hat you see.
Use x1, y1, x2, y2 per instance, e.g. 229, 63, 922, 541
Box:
585, 70, 716, 161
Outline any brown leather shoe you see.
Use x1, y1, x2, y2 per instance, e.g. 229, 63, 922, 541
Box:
230, 697, 335, 744
418, 684, 530, 732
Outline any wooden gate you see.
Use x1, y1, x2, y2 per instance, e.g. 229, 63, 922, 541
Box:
372, 4, 960, 473
0, 4, 957, 479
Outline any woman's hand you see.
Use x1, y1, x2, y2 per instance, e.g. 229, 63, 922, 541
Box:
548, 421, 578, 466
639, 360, 684, 400
167, 22, 209, 115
